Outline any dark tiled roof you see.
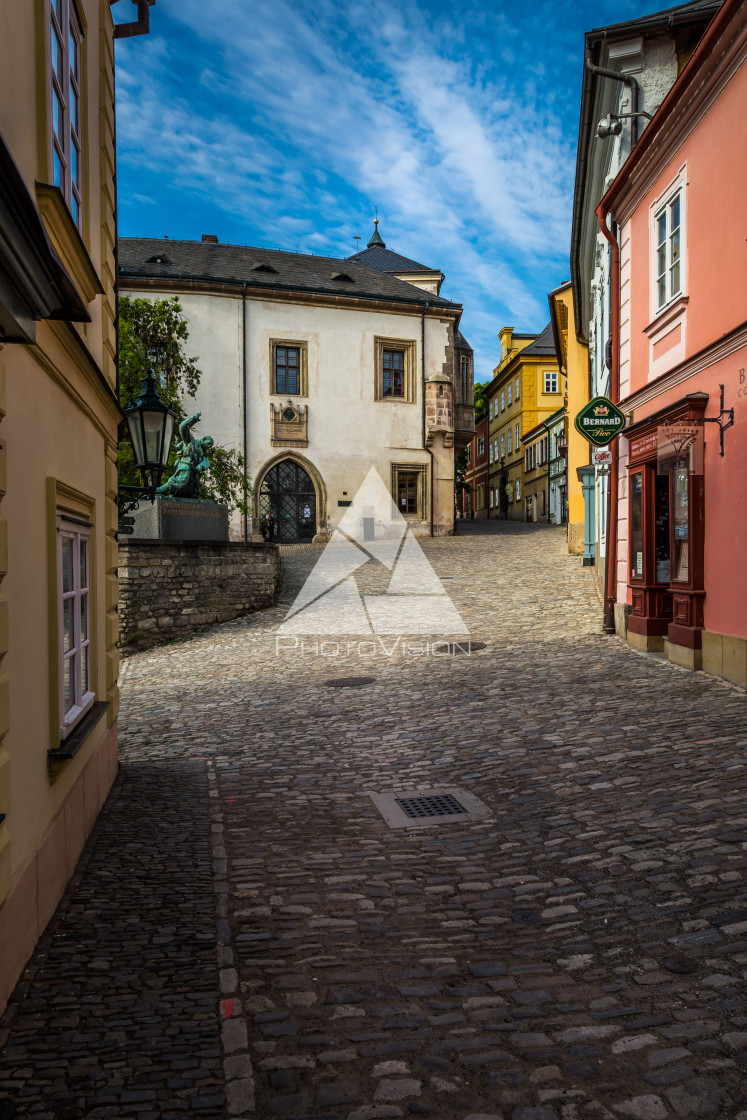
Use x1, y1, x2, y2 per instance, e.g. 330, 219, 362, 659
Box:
347, 244, 440, 275
454, 329, 473, 352
590, 0, 721, 36
520, 322, 557, 357
118, 238, 460, 310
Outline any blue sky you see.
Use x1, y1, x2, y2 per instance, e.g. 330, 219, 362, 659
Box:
114, 0, 658, 382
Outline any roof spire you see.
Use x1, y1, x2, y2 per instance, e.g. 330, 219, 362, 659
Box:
367, 211, 385, 248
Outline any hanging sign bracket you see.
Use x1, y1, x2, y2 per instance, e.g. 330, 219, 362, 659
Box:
700, 384, 734, 457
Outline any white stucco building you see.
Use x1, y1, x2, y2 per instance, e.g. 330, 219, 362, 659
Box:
119, 224, 474, 542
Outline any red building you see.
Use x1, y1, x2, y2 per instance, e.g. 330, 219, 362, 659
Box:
461, 409, 488, 518
602, 0, 747, 686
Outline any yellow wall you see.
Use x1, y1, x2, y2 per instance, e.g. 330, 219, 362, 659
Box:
0, 0, 121, 1012
486, 332, 562, 520
549, 287, 590, 553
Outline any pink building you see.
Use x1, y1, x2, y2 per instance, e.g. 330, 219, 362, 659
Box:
601, 0, 747, 684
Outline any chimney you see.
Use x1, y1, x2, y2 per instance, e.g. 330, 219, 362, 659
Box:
202, 234, 218, 243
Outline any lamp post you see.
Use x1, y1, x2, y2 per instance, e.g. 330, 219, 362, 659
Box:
119, 368, 177, 515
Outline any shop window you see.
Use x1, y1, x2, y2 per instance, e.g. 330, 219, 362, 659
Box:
630, 472, 644, 580
672, 461, 689, 582
654, 473, 671, 584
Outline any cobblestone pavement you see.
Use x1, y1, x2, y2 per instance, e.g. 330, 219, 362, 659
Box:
2, 523, 747, 1120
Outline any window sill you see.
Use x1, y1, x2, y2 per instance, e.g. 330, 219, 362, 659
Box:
48, 700, 110, 771
644, 295, 689, 341
35, 183, 104, 304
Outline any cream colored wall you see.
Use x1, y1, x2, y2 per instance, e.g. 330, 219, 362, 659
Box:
1, 340, 111, 873
125, 290, 453, 537
0, 0, 120, 1011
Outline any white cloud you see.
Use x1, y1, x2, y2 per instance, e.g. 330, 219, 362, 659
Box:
114, 0, 586, 374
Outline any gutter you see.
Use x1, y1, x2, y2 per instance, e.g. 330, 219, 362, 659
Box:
422, 303, 434, 537
242, 282, 248, 540
596, 208, 620, 635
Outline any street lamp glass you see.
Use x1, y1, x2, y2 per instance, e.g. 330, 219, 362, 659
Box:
124, 370, 177, 487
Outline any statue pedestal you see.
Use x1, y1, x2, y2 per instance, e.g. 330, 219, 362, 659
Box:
129, 496, 229, 542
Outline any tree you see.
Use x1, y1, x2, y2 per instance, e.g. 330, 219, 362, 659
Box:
454, 448, 470, 512
473, 381, 490, 415
119, 296, 250, 515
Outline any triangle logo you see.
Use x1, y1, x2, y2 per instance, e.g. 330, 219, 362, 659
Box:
278, 467, 468, 635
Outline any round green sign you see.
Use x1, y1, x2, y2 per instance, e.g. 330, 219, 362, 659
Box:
574, 396, 626, 447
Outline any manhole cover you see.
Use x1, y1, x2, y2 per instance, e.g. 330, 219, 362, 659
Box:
325, 677, 376, 688
433, 641, 487, 655
395, 793, 467, 819
512, 909, 541, 925
661, 955, 698, 975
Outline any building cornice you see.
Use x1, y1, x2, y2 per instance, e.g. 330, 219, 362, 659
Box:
620, 319, 747, 413
119, 275, 461, 321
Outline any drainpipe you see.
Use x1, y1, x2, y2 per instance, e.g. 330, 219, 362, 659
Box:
596, 206, 620, 634
422, 303, 434, 536
242, 282, 248, 540
585, 49, 642, 144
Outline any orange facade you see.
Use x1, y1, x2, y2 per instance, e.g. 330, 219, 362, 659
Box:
604, 0, 747, 677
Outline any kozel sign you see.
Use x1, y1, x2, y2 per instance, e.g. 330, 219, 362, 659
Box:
574, 396, 626, 447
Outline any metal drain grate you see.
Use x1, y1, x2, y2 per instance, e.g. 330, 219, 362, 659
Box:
395, 794, 467, 819
366, 787, 493, 829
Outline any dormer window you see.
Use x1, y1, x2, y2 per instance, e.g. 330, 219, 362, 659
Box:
251, 260, 278, 273
146, 254, 172, 265
331, 272, 354, 283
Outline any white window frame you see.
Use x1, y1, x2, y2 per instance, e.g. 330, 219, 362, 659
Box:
507, 430, 512, 455
507, 384, 512, 406
489, 444, 493, 464
654, 185, 685, 313
651, 170, 686, 315
515, 423, 520, 450
544, 371, 558, 394
477, 434, 484, 456
489, 400, 493, 419
489, 489, 494, 509
48, 0, 83, 227
515, 377, 520, 401
500, 434, 505, 458
500, 390, 505, 412
57, 514, 95, 739
516, 479, 521, 501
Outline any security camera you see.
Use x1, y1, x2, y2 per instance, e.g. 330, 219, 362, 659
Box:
597, 114, 623, 139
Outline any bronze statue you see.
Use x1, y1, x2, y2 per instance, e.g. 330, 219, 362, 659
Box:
157, 412, 214, 499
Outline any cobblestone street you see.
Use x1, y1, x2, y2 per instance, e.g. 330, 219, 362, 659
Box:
2, 523, 747, 1120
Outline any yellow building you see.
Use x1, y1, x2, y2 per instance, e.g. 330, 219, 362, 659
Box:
0, 0, 152, 1011
548, 283, 590, 554
486, 325, 562, 520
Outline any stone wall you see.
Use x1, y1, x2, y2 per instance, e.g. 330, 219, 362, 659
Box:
118, 540, 281, 653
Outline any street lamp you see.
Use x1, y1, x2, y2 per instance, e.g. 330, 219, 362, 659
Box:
119, 368, 177, 513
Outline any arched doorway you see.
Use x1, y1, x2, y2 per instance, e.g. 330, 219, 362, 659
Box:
259, 459, 317, 543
